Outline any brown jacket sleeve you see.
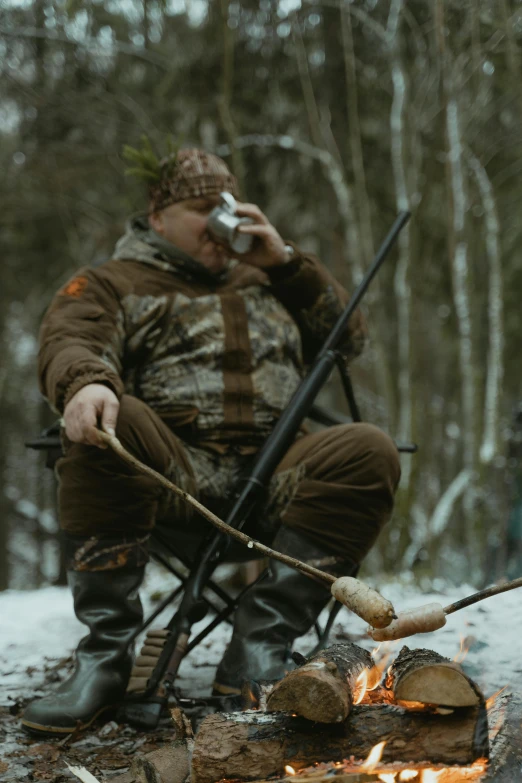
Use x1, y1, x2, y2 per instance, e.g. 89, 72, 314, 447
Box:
266, 243, 367, 364
38, 268, 126, 413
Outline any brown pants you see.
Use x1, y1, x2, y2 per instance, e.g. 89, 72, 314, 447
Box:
57, 395, 401, 566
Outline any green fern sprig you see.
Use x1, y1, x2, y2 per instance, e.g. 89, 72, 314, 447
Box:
122, 135, 162, 183
122, 134, 183, 183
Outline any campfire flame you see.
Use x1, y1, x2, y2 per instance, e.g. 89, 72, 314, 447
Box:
275, 642, 496, 783
354, 643, 395, 704
372, 643, 394, 683
360, 740, 386, 772
486, 686, 507, 710
389, 761, 486, 782
452, 635, 470, 664
245, 686, 259, 710
373, 767, 481, 782
278, 747, 487, 782
353, 669, 368, 704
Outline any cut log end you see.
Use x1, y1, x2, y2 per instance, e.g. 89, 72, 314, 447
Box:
388, 647, 485, 709
267, 665, 350, 723
395, 663, 480, 707
266, 644, 373, 723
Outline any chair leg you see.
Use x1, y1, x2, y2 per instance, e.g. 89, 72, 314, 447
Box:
150, 551, 235, 623
309, 601, 343, 656
186, 567, 268, 653
128, 583, 184, 645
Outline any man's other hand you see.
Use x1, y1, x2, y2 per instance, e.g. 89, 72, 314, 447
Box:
63, 383, 120, 448
234, 202, 290, 269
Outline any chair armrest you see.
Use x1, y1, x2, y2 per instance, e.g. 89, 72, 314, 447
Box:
25, 419, 61, 450
307, 405, 418, 453
307, 404, 351, 428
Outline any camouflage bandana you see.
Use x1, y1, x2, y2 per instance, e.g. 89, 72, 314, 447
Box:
148, 148, 239, 213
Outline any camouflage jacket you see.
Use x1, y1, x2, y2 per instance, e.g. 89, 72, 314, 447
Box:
38, 216, 367, 447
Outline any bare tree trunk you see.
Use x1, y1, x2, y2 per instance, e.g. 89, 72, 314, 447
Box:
499, 0, 522, 119
468, 152, 503, 465
292, 16, 362, 289
340, 2, 396, 429
340, 3, 374, 267
387, 0, 412, 489
0, 365, 9, 590
218, 0, 245, 195
428, 468, 473, 539
142, 0, 150, 49
446, 103, 475, 470
435, 0, 480, 573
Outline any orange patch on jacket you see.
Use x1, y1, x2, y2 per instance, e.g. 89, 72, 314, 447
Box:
60, 276, 88, 297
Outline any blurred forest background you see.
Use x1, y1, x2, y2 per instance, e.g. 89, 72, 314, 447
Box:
1, 0, 522, 591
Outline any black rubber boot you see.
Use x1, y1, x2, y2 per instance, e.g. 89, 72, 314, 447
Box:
21, 538, 145, 735
213, 526, 357, 695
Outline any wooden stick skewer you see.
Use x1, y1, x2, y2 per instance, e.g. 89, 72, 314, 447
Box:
99, 430, 522, 637
98, 430, 396, 629
98, 430, 335, 586
443, 575, 522, 614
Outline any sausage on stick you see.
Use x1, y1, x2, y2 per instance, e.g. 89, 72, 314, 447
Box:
368, 576, 522, 641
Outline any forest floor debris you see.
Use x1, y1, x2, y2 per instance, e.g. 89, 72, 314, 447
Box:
1, 567, 521, 782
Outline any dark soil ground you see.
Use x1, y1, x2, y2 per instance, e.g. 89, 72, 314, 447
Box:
0, 656, 178, 782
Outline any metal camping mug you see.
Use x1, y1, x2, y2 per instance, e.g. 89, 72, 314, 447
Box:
206, 192, 254, 254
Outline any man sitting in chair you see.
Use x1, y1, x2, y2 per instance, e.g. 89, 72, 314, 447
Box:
22, 146, 401, 735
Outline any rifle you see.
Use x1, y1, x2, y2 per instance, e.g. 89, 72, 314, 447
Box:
119, 210, 412, 728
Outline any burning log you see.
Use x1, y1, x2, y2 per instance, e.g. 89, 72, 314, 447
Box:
249, 760, 488, 783
191, 704, 489, 783
387, 646, 484, 708
266, 643, 373, 723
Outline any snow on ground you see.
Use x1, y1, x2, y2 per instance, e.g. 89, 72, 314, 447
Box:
1, 566, 521, 710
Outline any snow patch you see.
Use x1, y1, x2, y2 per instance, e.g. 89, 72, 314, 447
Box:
1, 569, 520, 707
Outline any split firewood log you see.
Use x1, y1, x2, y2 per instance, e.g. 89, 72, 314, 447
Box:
387, 646, 485, 708
130, 740, 191, 783
170, 706, 194, 739
191, 704, 488, 783
482, 691, 522, 782
266, 643, 373, 723
129, 708, 193, 783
